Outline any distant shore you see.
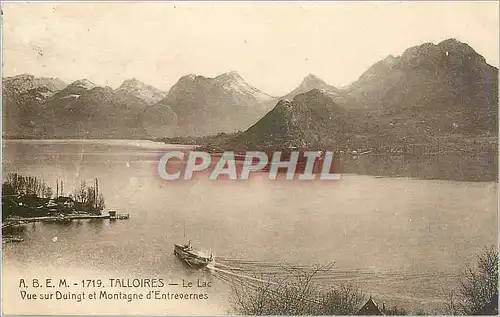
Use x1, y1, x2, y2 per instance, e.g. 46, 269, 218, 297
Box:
3, 137, 497, 182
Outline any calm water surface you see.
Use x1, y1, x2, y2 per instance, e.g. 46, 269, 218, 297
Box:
2, 139, 497, 314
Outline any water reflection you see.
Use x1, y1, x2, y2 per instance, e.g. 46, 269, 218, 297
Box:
340, 151, 497, 181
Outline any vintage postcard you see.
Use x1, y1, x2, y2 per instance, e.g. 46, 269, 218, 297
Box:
1, 1, 498, 316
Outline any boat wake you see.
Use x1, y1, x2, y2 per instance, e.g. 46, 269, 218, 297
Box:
208, 256, 462, 293
209, 257, 325, 289
210, 266, 278, 285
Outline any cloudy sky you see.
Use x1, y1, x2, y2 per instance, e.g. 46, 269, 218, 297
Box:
3, 1, 498, 96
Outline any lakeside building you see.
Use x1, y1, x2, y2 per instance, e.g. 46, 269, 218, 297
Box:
356, 296, 384, 315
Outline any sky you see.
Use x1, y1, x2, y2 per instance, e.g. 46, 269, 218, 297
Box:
2, 1, 499, 96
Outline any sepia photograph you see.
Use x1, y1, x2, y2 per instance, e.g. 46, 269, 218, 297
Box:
1, 1, 498, 315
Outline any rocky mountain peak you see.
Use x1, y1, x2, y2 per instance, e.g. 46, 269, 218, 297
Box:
280, 74, 348, 107
215, 71, 244, 83
438, 38, 468, 50
300, 74, 328, 88
118, 78, 141, 88
5, 74, 35, 81
221, 88, 347, 151
296, 88, 327, 99
116, 78, 167, 105
381, 54, 398, 66
68, 79, 96, 90
399, 38, 487, 67
118, 78, 154, 91
176, 73, 201, 84
3, 74, 67, 94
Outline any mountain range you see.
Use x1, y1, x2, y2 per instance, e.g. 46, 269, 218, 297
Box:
141, 71, 275, 137
2, 38, 498, 147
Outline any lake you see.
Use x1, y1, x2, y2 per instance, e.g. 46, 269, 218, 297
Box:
2, 139, 497, 314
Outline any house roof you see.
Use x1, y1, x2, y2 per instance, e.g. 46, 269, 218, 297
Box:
357, 296, 385, 315
54, 196, 73, 203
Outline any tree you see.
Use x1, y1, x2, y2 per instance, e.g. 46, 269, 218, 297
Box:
319, 283, 366, 315
382, 305, 409, 315
74, 180, 89, 204
42, 186, 53, 199
5, 173, 53, 198
2, 182, 17, 220
446, 247, 498, 315
73, 180, 105, 214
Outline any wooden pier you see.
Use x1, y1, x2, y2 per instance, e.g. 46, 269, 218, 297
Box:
2, 211, 129, 229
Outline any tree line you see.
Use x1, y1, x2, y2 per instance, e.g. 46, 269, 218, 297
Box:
3, 173, 53, 198
2, 173, 105, 219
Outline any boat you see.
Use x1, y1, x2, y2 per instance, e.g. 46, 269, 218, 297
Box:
3, 235, 24, 243
55, 216, 72, 224
173, 241, 215, 269
108, 210, 129, 220
2, 220, 28, 229
42, 218, 60, 223
42, 215, 72, 224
